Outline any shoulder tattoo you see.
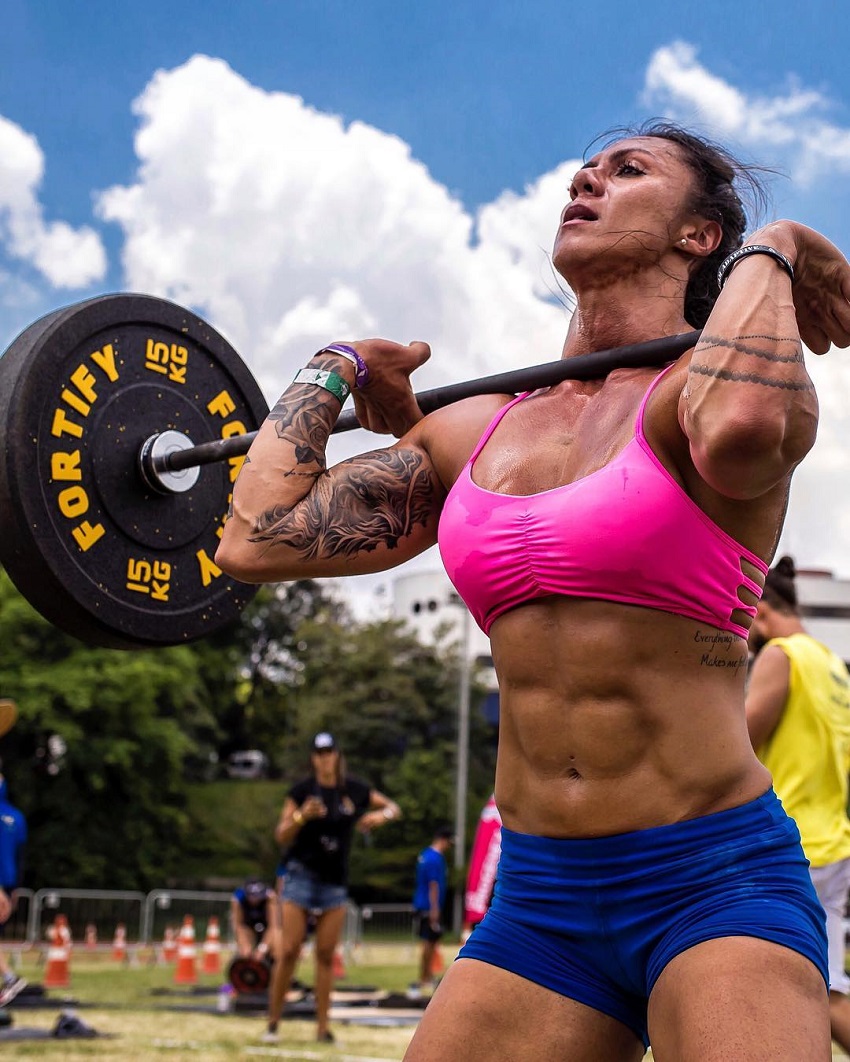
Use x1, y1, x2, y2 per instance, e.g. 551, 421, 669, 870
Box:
250, 448, 438, 559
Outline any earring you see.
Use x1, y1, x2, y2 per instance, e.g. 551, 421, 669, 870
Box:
679, 238, 687, 245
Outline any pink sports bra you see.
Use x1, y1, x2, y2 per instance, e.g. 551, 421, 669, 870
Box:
437, 366, 767, 638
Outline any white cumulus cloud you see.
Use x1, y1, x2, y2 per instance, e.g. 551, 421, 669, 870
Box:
95, 51, 850, 588
642, 42, 850, 575
0, 114, 107, 288
643, 41, 850, 182
97, 55, 574, 404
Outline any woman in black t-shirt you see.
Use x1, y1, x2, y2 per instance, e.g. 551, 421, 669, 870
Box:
263, 731, 401, 1045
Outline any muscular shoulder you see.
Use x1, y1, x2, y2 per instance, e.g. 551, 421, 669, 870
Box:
409, 393, 516, 489
641, 355, 691, 445
643, 350, 793, 556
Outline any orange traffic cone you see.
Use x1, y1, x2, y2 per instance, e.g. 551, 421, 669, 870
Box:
161, 925, 178, 964
84, 923, 98, 952
174, 915, 197, 984
202, 916, 222, 974
430, 944, 444, 977
332, 948, 346, 980
44, 917, 71, 987
112, 922, 128, 962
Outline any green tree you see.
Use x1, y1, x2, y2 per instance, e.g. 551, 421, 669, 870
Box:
190, 580, 344, 771
271, 611, 496, 901
0, 567, 209, 888
0, 564, 498, 899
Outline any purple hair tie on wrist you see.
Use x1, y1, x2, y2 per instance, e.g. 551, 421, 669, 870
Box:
318, 343, 370, 388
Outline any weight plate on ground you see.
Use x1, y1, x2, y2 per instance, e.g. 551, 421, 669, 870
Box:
228, 956, 272, 994
0, 293, 268, 649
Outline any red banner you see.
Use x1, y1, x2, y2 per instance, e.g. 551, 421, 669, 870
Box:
464, 794, 502, 927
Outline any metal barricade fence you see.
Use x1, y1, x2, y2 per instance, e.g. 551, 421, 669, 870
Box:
30, 888, 146, 951
143, 890, 234, 951
341, 900, 361, 958
359, 903, 416, 941
12, 889, 386, 963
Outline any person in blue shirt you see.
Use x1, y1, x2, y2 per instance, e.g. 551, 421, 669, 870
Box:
0, 764, 27, 1007
412, 825, 454, 997
231, 877, 279, 961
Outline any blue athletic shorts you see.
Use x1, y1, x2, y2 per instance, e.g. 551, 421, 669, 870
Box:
459, 788, 827, 1048
280, 860, 348, 914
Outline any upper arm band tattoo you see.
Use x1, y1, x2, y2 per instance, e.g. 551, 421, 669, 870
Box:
690, 333, 813, 392
249, 449, 437, 559
696, 334, 805, 365
688, 363, 814, 391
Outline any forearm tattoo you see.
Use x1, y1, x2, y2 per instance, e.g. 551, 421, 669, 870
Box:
250, 448, 437, 559
265, 351, 355, 473
690, 333, 814, 393
267, 389, 336, 475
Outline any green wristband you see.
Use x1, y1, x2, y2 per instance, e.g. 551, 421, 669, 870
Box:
293, 367, 351, 406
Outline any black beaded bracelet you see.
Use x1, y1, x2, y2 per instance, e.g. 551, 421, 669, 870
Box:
716, 244, 795, 290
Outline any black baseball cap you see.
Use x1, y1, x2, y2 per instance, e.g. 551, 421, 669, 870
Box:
244, 878, 267, 901
311, 732, 336, 752
434, 824, 454, 840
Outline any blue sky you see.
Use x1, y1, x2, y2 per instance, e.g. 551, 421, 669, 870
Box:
3, 0, 850, 607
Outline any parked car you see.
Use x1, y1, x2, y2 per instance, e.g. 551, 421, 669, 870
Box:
225, 750, 269, 780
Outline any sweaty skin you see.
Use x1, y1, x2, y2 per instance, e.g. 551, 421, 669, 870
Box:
218, 340, 802, 838
217, 135, 850, 1060
216, 142, 843, 840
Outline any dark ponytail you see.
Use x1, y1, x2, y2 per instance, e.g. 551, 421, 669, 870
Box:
763, 554, 798, 613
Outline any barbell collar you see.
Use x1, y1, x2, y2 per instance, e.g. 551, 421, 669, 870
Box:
138, 431, 202, 494
152, 328, 701, 478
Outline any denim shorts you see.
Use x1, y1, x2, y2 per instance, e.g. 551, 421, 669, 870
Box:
280, 860, 348, 913
459, 788, 828, 1048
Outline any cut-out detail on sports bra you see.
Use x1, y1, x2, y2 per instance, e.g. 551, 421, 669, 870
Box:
437, 365, 768, 637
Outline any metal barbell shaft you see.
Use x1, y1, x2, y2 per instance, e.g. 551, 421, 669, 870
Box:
153, 329, 701, 478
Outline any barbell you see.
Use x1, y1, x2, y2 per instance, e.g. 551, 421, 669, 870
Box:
0, 293, 700, 650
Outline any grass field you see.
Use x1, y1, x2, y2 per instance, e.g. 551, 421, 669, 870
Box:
1, 944, 848, 1060
0, 942, 421, 1061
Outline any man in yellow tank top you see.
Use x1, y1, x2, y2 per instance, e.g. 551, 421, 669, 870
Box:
747, 555, 850, 1052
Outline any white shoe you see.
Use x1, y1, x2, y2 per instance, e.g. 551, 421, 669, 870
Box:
0, 977, 26, 1007
260, 1028, 279, 1043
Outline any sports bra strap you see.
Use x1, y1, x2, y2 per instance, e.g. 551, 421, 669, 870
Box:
471, 358, 675, 467
635, 363, 679, 444
467, 392, 530, 463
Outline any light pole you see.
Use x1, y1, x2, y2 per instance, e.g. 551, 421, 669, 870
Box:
450, 595, 473, 936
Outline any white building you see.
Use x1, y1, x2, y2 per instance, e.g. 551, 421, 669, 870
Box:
796, 569, 850, 662
391, 570, 490, 658
392, 566, 850, 685
392, 570, 498, 724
